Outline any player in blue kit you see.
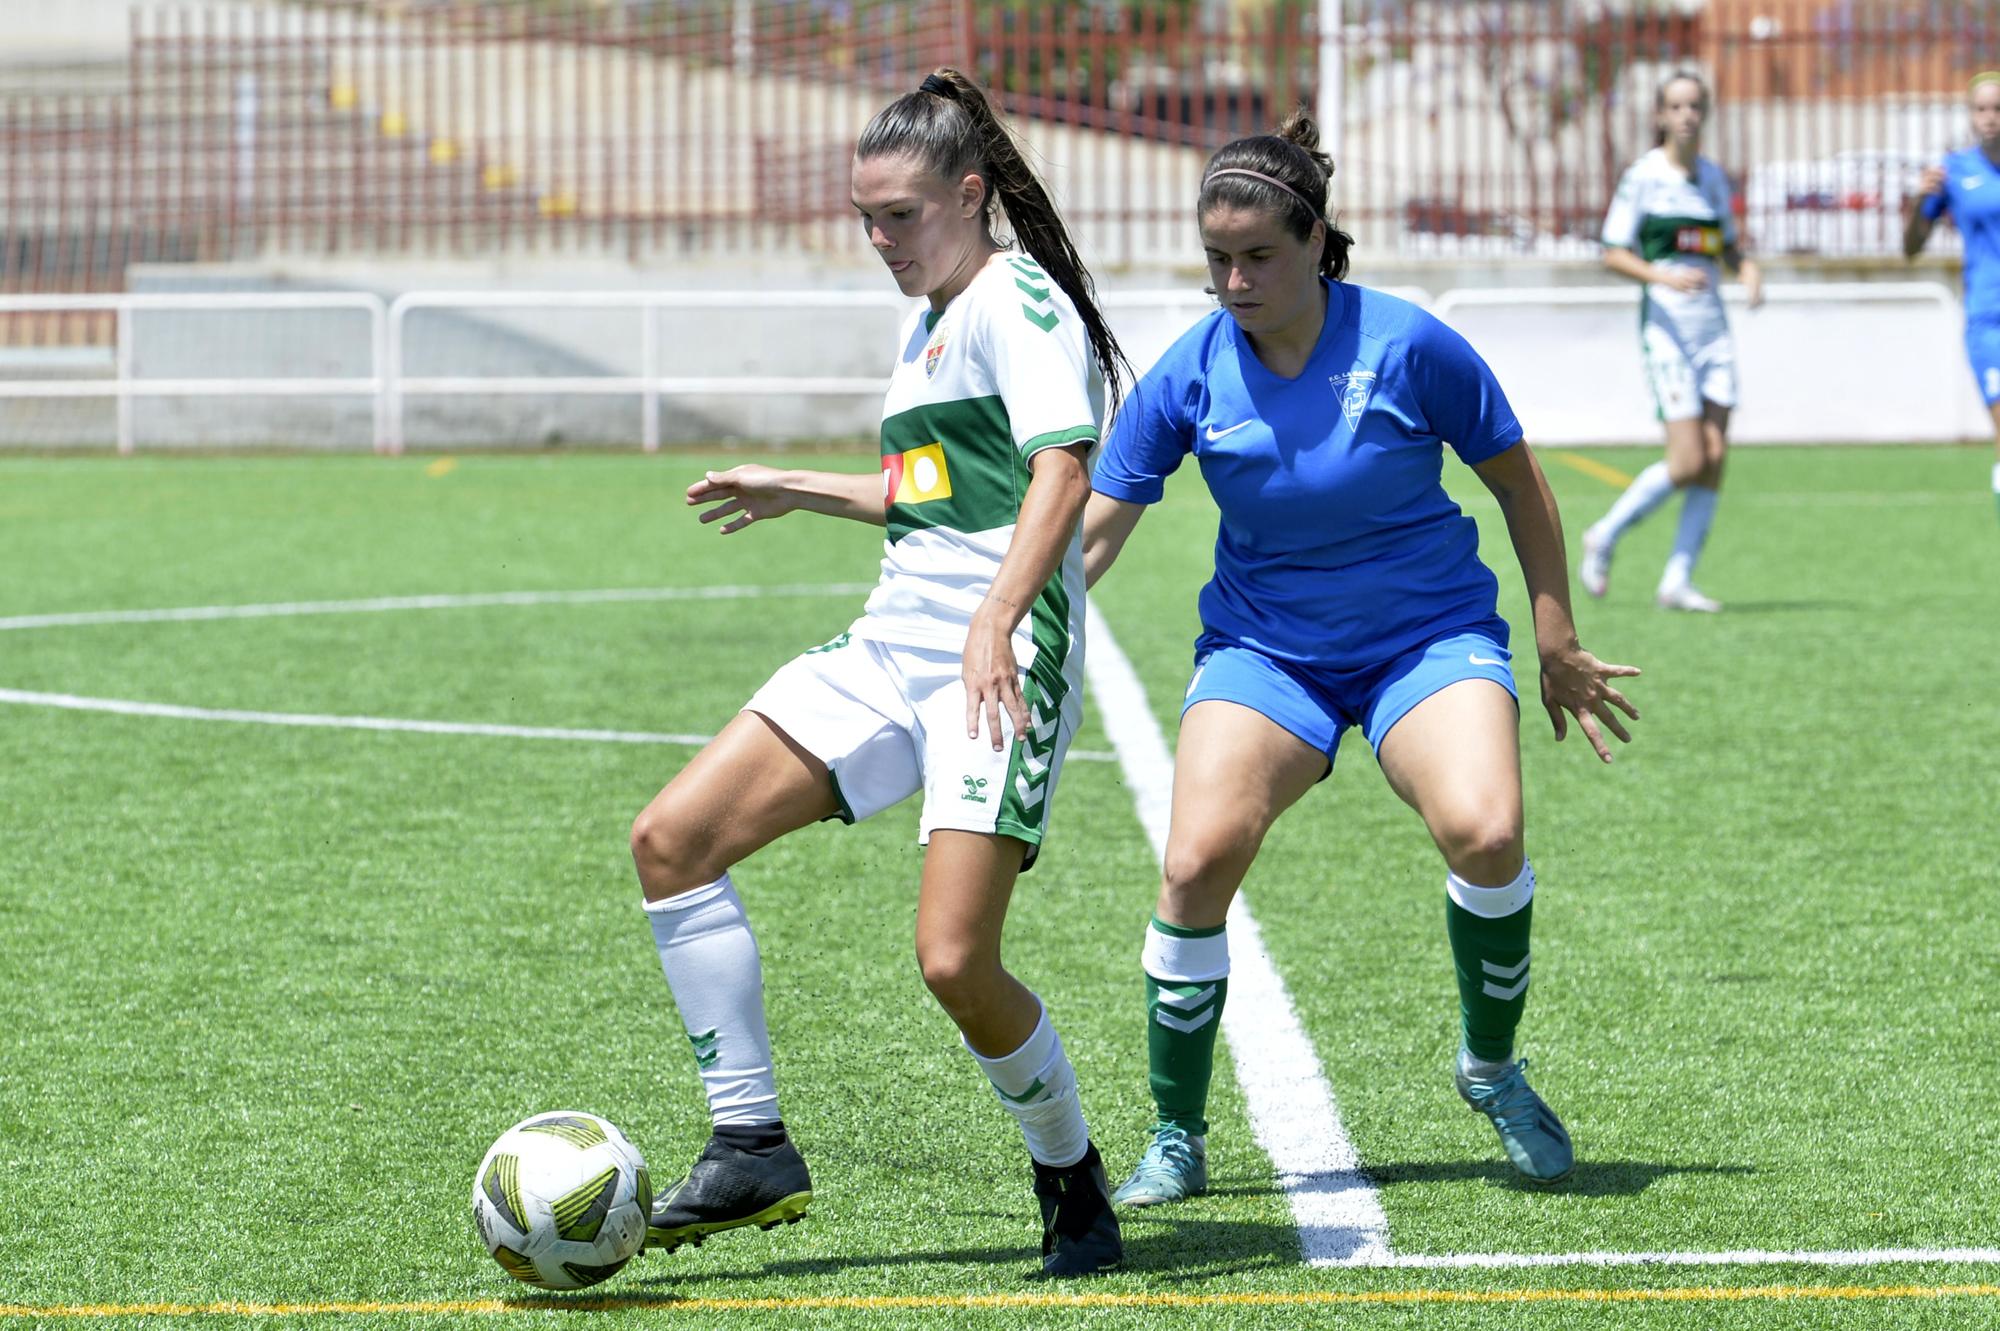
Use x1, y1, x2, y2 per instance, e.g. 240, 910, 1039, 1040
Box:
1905, 71, 2000, 517
1082, 112, 1639, 1201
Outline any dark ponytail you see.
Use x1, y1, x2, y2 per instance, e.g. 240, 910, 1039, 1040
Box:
856, 67, 1129, 417
1199, 108, 1354, 282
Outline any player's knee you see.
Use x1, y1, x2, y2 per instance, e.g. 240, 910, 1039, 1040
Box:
915, 938, 1001, 1014
630, 803, 712, 891
1665, 453, 1702, 487
1160, 840, 1240, 913
1435, 808, 1524, 881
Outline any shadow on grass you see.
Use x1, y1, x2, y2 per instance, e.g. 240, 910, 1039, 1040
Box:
1704, 599, 1860, 614
1363, 1158, 1754, 1197
615, 1212, 1305, 1288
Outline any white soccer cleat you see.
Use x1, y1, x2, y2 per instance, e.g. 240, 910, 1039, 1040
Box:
1578, 525, 1612, 599
1655, 583, 1722, 613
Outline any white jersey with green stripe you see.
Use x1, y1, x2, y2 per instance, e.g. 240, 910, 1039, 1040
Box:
848, 249, 1100, 686
1601, 147, 1737, 344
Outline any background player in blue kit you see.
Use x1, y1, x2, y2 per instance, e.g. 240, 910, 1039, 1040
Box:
1082, 112, 1639, 1202
1905, 71, 2000, 518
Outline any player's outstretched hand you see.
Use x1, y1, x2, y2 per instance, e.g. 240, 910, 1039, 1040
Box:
687, 465, 797, 534
1919, 164, 1947, 198
1539, 642, 1641, 763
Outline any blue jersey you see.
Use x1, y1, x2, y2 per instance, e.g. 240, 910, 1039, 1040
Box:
1923, 148, 2000, 322
1094, 281, 1522, 671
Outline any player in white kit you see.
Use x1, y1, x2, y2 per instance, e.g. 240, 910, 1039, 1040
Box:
627, 69, 1130, 1277
1583, 71, 1763, 612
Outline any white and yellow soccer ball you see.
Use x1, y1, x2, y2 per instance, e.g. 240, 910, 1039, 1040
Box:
471, 1111, 651, 1289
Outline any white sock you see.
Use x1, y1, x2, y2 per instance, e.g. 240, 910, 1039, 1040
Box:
1140, 918, 1230, 984
966, 1003, 1089, 1168
1595, 460, 1677, 545
1990, 461, 2000, 493
1445, 860, 1536, 919
1660, 485, 1720, 591
643, 874, 780, 1127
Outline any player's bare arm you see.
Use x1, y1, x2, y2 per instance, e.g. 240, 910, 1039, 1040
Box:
963, 441, 1091, 748
1081, 491, 1145, 589
686, 464, 886, 533
1472, 440, 1641, 763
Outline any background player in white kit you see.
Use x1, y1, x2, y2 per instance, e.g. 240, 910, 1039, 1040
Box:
1582, 71, 1763, 613
625, 68, 1129, 1277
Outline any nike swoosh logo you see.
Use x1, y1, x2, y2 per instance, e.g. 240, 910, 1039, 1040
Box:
1205, 421, 1252, 440
1468, 653, 1507, 667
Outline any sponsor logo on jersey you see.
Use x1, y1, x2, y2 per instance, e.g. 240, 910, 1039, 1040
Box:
1328, 369, 1376, 427
1675, 224, 1723, 256
924, 327, 949, 378
881, 441, 954, 508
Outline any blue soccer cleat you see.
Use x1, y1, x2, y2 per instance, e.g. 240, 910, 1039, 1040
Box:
1110, 1124, 1208, 1207
1455, 1054, 1574, 1184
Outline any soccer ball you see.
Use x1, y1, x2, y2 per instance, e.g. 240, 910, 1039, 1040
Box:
471, 1111, 651, 1289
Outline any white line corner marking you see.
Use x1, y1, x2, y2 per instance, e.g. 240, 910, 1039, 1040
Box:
1083, 601, 1392, 1266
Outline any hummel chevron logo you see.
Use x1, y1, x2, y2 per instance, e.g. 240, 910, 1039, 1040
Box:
1481, 955, 1529, 1001
687, 1029, 720, 1070
1205, 421, 1252, 441
1156, 983, 1217, 1010
1012, 256, 1059, 332
1155, 1007, 1217, 1034
993, 1076, 1047, 1104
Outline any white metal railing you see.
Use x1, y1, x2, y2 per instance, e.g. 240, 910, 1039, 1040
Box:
0, 292, 386, 455
0, 282, 1972, 450
385, 289, 913, 454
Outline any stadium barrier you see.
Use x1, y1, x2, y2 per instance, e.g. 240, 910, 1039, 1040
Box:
0, 282, 1979, 451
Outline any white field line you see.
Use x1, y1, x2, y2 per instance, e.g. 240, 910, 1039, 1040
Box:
1354, 1247, 2000, 1271
0, 686, 1118, 763
0, 689, 717, 746
1085, 603, 2000, 1273
1082, 602, 1393, 1265
0, 583, 879, 632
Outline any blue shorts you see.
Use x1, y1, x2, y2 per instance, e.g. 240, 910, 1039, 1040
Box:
1183, 620, 1518, 774
1966, 318, 2000, 405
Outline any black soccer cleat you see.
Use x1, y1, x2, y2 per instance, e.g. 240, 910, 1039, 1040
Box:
1031, 1141, 1123, 1277
644, 1135, 812, 1254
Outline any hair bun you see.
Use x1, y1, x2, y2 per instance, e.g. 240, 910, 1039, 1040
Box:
1276, 108, 1333, 181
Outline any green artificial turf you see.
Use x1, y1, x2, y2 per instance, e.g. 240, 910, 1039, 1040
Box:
0, 447, 1993, 1328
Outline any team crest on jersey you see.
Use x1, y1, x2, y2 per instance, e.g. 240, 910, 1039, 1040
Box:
923, 327, 949, 379
1329, 370, 1376, 427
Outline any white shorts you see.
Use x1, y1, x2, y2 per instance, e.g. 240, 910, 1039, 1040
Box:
743, 631, 1080, 870
1641, 319, 1737, 421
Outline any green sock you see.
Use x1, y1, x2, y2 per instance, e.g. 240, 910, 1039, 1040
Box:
1444, 867, 1535, 1065
1141, 916, 1230, 1136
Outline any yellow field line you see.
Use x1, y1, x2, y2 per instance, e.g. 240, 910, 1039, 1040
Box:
1544, 449, 1635, 489
6, 1283, 1998, 1317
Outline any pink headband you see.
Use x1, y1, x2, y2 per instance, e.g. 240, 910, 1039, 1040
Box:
1203, 167, 1321, 219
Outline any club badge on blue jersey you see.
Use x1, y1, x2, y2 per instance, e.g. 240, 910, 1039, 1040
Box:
1329, 369, 1376, 427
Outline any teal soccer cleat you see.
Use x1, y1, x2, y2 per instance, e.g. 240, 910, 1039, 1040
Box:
1455, 1055, 1574, 1184
1110, 1125, 1208, 1207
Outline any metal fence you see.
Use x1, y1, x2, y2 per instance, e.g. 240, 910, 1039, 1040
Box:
2, 0, 1993, 326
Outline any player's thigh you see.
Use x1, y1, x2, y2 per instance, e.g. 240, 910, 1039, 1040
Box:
634, 636, 920, 889
1643, 321, 1701, 434
1160, 698, 1328, 923
914, 827, 1028, 977
1376, 678, 1524, 870
632, 710, 842, 891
